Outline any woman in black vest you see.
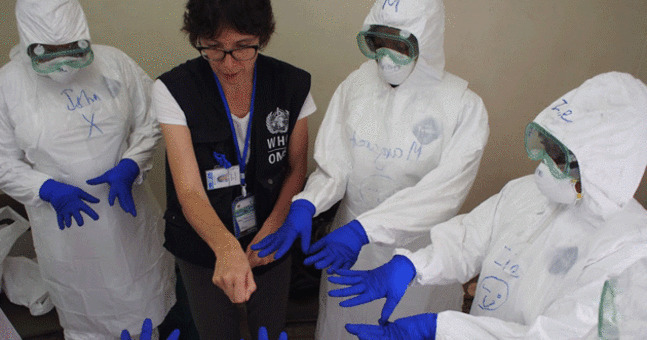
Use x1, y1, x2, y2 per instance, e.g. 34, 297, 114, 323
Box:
151, 0, 315, 338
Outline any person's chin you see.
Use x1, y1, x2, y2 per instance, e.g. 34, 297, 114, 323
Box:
220, 71, 242, 84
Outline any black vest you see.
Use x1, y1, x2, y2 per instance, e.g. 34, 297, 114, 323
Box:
159, 55, 311, 268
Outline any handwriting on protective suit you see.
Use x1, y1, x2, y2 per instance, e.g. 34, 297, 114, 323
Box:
62, 89, 101, 111
350, 131, 422, 162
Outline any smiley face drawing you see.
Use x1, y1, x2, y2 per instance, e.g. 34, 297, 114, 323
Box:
477, 276, 509, 311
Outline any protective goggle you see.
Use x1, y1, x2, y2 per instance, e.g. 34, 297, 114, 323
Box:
525, 122, 580, 180
27, 40, 94, 74
357, 25, 419, 66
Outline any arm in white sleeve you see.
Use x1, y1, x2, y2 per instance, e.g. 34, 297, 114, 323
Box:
395, 189, 502, 286
360, 91, 489, 245
120, 54, 160, 179
0, 91, 50, 206
294, 82, 352, 216
434, 241, 647, 339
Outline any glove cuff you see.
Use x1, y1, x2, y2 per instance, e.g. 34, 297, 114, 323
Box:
38, 179, 57, 201
423, 313, 438, 339
291, 199, 316, 216
118, 158, 140, 179
346, 220, 369, 246
391, 254, 417, 283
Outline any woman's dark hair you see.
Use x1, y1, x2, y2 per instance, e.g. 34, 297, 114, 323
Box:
183, 0, 275, 49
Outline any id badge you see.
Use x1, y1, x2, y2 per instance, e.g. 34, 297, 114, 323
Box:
232, 195, 257, 238
206, 165, 241, 190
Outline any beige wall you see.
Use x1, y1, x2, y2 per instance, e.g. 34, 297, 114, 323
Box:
1, 0, 645, 213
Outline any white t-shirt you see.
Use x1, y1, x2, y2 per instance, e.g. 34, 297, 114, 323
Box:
151, 79, 316, 160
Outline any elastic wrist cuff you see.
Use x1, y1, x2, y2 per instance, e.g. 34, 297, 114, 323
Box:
292, 199, 316, 216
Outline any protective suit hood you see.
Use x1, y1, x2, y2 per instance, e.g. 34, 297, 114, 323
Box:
532, 72, 647, 219
363, 0, 445, 85
15, 0, 91, 55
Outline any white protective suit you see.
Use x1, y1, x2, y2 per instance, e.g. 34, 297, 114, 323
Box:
594, 257, 647, 339
397, 72, 647, 339
0, 0, 175, 338
293, 0, 489, 338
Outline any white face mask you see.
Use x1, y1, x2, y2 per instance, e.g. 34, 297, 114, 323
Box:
377, 51, 416, 86
534, 162, 582, 205
47, 65, 80, 84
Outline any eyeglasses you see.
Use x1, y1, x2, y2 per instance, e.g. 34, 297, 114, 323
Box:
197, 45, 259, 62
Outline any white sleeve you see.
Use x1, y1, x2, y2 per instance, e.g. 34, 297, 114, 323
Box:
119, 54, 160, 177
397, 180, 647, 338
433, 242, 647, 339
395, 188, 502, 286
150, 79, 187, 126
0, 89, 50, 206
297, 92, 316, 120
360, 90, 489, 245
293, 83, 352, 215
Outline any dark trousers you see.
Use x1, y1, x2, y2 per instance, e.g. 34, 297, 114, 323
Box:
176, 255, 291, 340
158, 264, 199, 340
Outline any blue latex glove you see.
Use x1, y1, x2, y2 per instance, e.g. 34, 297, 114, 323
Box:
121, 318, 180, 340
345, 313, 437, 340
39, 179, 100, 229
304, 219, 369, 274
251, 199, 315, 260
87, 158, 140, 217
328, 255, 416, 325
247, 326, 288, 340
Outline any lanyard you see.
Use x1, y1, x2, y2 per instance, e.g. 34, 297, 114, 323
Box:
213, 66, 257, 196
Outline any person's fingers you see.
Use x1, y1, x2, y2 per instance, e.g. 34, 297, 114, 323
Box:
231, 279, 245, 303
140, 318, 153, 340
341, 259, 355, 271
80, 204, 99, 221
57, 214, 65, 230
273, 233, 296, 260
339, 291, 375, 307
316, 256, 336, 272
257, 326, 269, 339
260, 254, 273, 266
328, 283, 365, 298
245, 270, 257, 300
120, 329, 132, 340
334, 268, 362, 276
72, 210, 84, 227
315, 255, 336, 275
278, 331, 288, 340
79, 190, 100, 204
64, 212, 74, 228
345, 324, 384, 339
248, 251, 271, 269
306, 237, 327, 255
326, 257, 346, 274
85, 174, 108, 186
167, 329, 180, 340
108, 188, 117, 207
119, 193, 137, 217
380, 296, 400, 326
250, 234, 273, 250
257, 238, 281, 258
254, 235, 281, 258
303, 249, 325, 266
214, 274, 236, 303
328, 273, 363, 286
